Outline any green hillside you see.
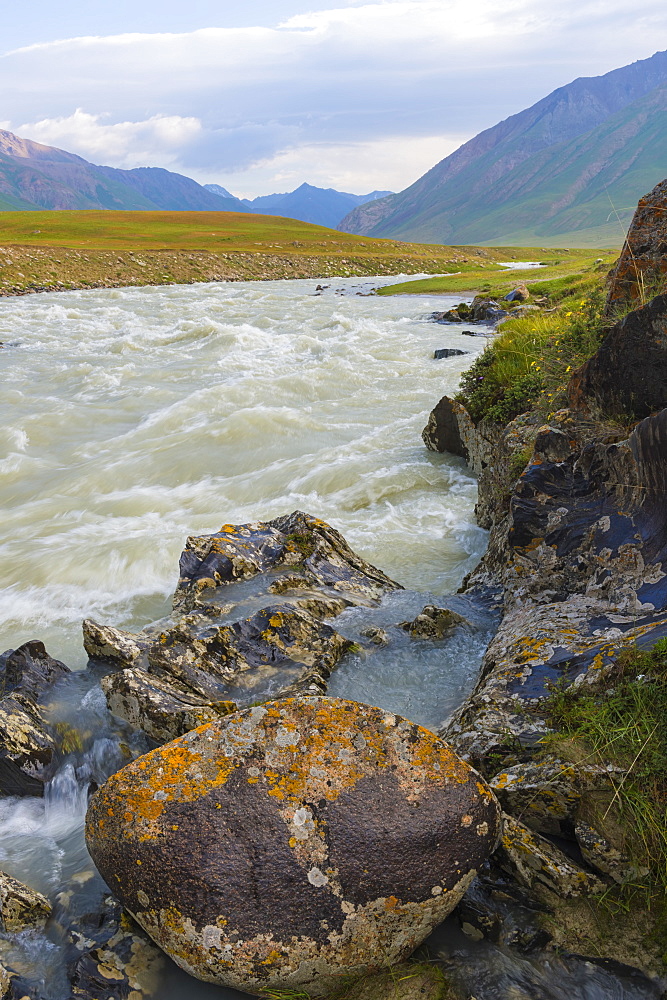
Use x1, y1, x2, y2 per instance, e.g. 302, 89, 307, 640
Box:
340, 51, 667, 248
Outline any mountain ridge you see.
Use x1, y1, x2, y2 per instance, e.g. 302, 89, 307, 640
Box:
0, 129, 249, 213
339, 49, 667, 246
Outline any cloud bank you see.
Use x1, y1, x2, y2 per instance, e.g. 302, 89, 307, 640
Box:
3, 0, 666, 195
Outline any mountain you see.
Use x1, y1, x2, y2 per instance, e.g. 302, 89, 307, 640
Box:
0, 129, 250, 213
204, 183, 236, 200
339, 50, 667, 247
224, 183, 393, 229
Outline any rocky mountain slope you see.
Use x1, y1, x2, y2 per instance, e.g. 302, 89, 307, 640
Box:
0, 129, 249, 212
339, 49, 667, 247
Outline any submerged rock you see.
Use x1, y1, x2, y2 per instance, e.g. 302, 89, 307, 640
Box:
86, 696, 500, 997
433, 348, 467, 359
69, 905, 165, 1000
399, 605, 468, 639
0, 869, 51, 932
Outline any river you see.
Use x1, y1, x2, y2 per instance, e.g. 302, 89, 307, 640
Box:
0, 277, 657, 1000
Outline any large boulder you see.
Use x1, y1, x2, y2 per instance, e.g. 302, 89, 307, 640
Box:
606, 178, 667, 314
86, 697, 500, 997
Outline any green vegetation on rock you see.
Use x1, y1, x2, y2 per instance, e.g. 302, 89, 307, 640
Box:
546, 638, 667, 943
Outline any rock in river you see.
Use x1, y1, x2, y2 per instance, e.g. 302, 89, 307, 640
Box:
86, 697, 500, 997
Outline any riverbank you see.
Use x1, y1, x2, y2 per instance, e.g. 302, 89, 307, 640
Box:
0, 210, 516, 297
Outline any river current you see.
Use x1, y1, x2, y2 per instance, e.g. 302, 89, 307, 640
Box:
0, 277, 658, 1000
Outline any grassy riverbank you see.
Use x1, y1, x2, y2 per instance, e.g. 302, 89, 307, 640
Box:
376, 248, 616, 298
0, 210, 517, 296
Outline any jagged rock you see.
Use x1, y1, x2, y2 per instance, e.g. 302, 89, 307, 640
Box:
490, 758, 616, 836
606, 177, 667, 314
174, 510, 400, 614
0, 640, 70, 701
101, 669, 236, 744
470, 296, 506, 323
70, 907, 165, 999
430, 307, 466, 323
0, 694, 57, 796
147, 604, 351, 703
433, 348, 467, 359
0, 641, 70, 796
360, 626, 389, 646
399, 605, 467, 639
83, 621, 147, 666
504, 285, 530, 302
86, 697, 500, 997
575, 820, 648, 885
569, 293, 667, 419
497, 814, 606, 897
0, 870, 51, 932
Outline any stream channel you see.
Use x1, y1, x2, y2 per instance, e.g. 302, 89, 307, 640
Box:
0, 277, 660, 999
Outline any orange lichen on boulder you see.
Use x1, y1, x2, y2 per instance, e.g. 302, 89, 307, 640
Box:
85, 696, 500, 997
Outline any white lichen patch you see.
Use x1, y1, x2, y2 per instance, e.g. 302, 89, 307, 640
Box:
307, 867, 329, 887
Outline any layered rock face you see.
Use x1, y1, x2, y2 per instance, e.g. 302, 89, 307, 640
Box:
606, 177, 667, 314
422, 294, 667, 974
570, 293, 667, 418
86, 697, 500, 996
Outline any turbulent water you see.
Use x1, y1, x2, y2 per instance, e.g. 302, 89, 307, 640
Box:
1, 277, 657, 1000
0, 275, 489, 671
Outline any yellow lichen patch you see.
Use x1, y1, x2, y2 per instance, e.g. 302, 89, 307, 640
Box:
405, 725, 470, 785
93, 724, 236, 841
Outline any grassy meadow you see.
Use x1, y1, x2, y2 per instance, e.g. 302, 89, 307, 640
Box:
0, 210, 616, 296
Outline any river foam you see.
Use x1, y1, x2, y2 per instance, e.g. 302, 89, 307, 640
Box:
0, 276, 490, 668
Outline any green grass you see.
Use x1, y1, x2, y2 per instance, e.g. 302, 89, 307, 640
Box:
376, 249, 616, 297
0, 209, 510, 260
546, 638, 667, 929
454, 272, 609, 424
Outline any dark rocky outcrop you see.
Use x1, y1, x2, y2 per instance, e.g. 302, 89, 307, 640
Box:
0, 640, 70, 701
570, 293, 667, 418
0, 640, 70, 796
86, 697, 500, 997
606, 177, 667, 314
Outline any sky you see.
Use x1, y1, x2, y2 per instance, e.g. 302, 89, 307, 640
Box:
1, 0, 666, 198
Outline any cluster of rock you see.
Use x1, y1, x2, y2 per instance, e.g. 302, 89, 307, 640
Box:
420, 177, 667, 982
430, 286, 536, 328
0, 509, 500, 999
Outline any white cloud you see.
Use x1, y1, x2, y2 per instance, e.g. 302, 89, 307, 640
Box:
18, 109, 203, 167
2, 0, 666, 194
190, 133, 472, 198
